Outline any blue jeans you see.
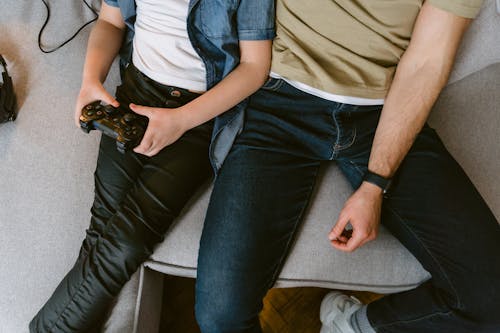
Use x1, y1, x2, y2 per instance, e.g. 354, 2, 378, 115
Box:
194, 78, 500, 333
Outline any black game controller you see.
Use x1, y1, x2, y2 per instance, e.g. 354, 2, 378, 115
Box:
79, 101, 147, 153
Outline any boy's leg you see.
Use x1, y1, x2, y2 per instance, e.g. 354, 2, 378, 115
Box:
30, 122, 213, 333
78, 135, 145, 259
78, 63, 159, 258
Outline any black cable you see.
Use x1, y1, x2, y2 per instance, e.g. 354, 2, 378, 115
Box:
38, 0, 98, 54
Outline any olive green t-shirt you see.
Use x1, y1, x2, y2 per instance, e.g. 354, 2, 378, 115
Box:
272, 0, 484, 99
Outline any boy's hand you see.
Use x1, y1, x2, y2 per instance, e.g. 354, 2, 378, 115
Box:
74, 80, 119, 128
129, 103, 189, 157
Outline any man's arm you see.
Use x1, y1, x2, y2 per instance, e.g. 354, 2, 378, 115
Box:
74, 3, 126, 126
329, 3, 472, 252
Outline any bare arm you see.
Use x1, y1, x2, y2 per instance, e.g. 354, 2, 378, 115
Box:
131, 40, 272, 156
367, 3, 471, 179
74, 3, 125, 126
329, 3, 472, 252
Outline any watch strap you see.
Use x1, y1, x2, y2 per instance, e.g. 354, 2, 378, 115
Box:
363, 170, 392, 194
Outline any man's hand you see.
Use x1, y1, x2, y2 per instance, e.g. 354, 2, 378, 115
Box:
74, 80, 119, 128
130, 103, 189, 157
328, 182, 383, 252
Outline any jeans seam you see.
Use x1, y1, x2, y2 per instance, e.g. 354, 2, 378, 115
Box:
337, 126, 357, 151
373, 309, 453, 331
349, 159, 365, 178
383, 204, 462, 309
266, 163, 321, 289
261, 78, 285, 92
331, 112, 341, 159
331, 114, 357, 157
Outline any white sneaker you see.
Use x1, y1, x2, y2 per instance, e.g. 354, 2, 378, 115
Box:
320, 291, 363, 333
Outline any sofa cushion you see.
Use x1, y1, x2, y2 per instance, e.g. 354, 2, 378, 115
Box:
447, 0, 500, 84
146, 165, 431, 293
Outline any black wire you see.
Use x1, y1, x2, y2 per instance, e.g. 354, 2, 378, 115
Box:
38, 0, 98, 54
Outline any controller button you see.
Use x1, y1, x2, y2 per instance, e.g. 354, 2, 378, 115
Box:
96, 111, 103, 115
170, 90, 181, 97
123, 113, 136, 122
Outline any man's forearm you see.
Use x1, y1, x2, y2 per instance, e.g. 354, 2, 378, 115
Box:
82, 19, 125, 85
367, 3, 470, 179
330, 3, 472, 252
367, 52, 449, 178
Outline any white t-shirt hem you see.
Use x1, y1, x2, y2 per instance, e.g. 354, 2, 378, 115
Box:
269, 72, 384, 106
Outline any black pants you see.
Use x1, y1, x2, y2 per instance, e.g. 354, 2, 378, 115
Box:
30, 64, 213, 332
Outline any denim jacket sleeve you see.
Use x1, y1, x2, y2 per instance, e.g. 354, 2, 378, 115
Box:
237, 0, 275, 40
103, 0, 119, 7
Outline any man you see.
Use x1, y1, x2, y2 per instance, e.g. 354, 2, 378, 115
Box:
193, 1, 500, 333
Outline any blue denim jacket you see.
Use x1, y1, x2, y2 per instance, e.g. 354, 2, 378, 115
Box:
103, 0, 275, 170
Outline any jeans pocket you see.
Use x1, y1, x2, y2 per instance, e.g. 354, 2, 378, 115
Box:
261, 77, 284, 92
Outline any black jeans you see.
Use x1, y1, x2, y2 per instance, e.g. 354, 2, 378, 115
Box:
195, 78, 500, 333
30, 64, 213, 332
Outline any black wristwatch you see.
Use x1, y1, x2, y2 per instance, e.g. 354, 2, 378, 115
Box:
363, 170, 392, 194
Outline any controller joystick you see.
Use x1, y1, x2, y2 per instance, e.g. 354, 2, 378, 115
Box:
79, 101, 147, 153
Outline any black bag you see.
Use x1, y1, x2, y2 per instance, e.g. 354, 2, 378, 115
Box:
0, 55, 17, 123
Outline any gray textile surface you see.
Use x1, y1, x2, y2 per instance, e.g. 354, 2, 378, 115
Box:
0, 1, 498, 332
0, 1, 117, 332
101, 270, 139, 333
448, 0, 500, 84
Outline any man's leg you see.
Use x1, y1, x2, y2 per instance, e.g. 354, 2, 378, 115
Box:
365, 127, 500, 332
195, 144, 321, 333
194, 79, 345, 333
29, 122, 213, 333
336, 126, 500, 333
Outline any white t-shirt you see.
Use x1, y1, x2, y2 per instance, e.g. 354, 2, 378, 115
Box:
132, 0, 207, 92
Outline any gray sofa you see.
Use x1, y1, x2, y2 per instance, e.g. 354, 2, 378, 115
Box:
0, 1, 498, 332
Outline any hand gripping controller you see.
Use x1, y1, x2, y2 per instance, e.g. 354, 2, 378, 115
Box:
79, 101, 147, 153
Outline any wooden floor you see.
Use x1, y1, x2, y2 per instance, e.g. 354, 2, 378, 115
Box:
159, 275, 382, 333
